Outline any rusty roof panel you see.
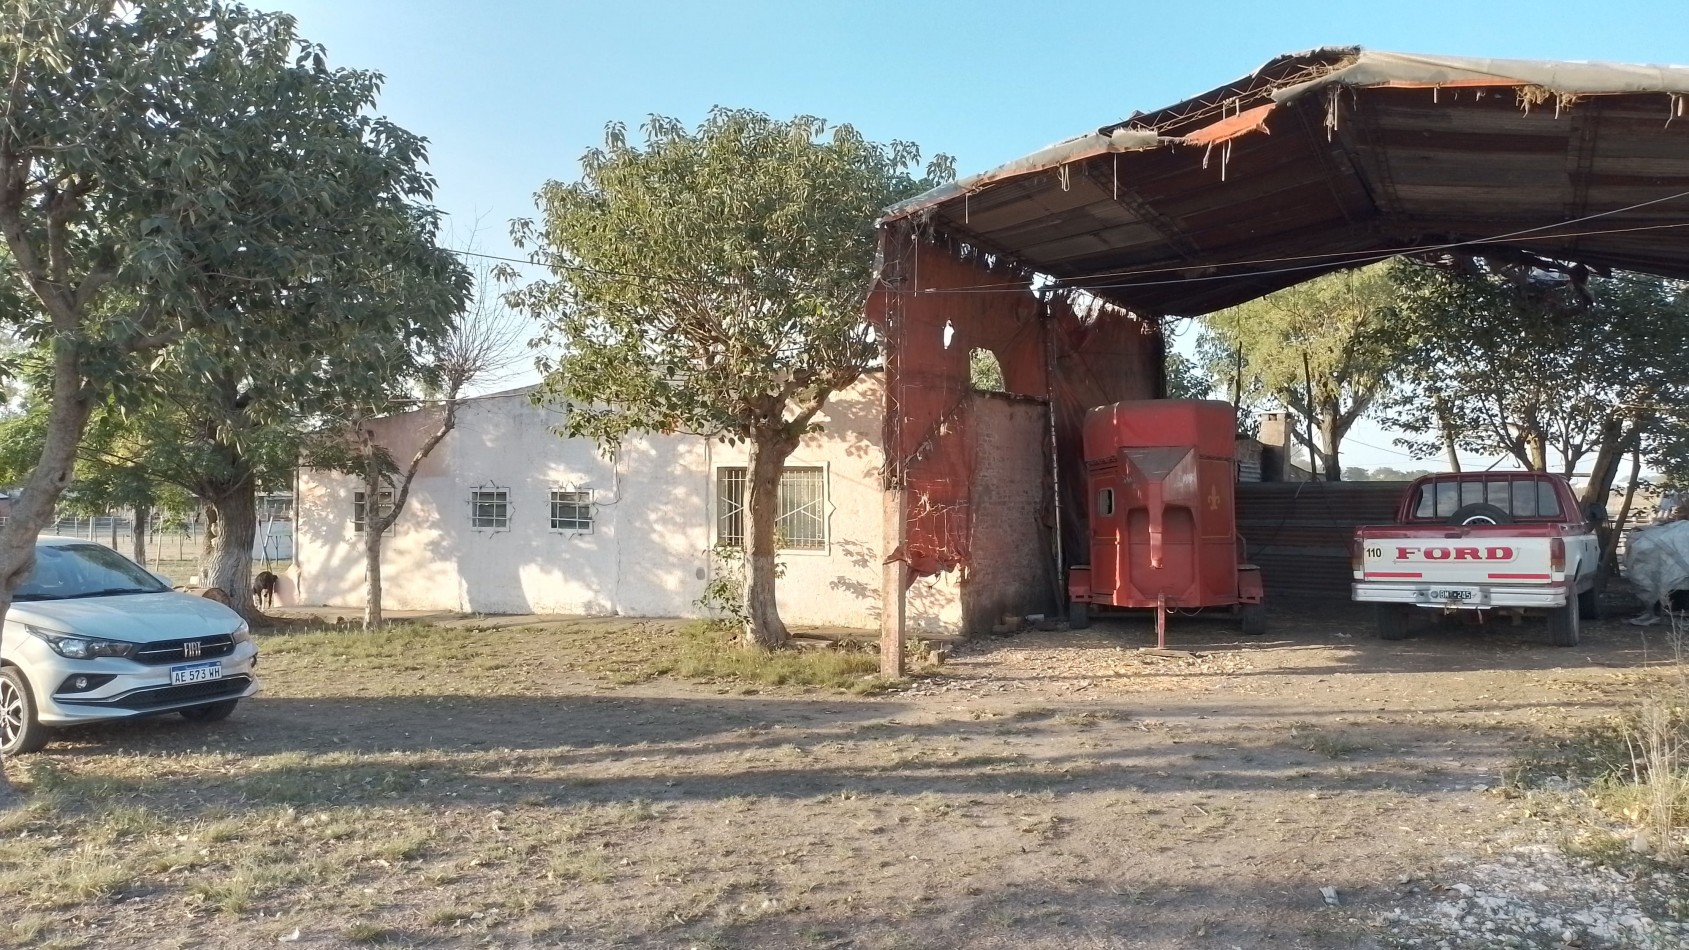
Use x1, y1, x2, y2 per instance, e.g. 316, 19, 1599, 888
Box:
883, 49, 1689, 315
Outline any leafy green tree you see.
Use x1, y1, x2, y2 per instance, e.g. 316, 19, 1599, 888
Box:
0, 398, 196, 567
511, 109, 952, 648
1163, 351, 1213, 400
1198, 265, 1400, 480
968, 348, 1006, 392
1380, 260, 1689, 504
0, 1, 462, 794
1348, 465, 1435, 482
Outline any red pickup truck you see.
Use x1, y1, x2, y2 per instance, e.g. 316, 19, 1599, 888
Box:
1352, 472, 1603, 646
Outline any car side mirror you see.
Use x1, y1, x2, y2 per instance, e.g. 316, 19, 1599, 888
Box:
1586, 503, 1609, 525
150, 570, 175, 588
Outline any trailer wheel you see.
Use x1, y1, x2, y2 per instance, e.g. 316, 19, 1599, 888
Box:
1548, 598, 1580, 647
1240, 603, 1266, 636
1376, 604, 1410, 641
1068, 601, 1090, 630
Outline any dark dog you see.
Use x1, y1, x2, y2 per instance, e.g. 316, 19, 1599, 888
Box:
253, 570, 279, 610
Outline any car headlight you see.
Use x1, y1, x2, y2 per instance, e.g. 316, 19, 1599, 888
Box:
25, 625, 137, 659
230, 621, 252, 645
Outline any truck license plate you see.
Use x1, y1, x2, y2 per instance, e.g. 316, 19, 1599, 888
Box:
1427, 589, 1476, 602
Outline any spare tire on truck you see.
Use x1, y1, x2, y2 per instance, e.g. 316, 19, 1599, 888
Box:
1447, 503, 1512, 526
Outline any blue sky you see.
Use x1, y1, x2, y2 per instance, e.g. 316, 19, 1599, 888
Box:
269, 0, 1682, 471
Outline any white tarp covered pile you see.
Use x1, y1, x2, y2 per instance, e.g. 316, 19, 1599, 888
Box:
1624, 519, 1689, 623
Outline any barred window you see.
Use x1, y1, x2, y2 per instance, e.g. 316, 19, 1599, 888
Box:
550, 490, 593, 532
470, 488, 509, 530
715, 466, 826, 551
352, 490, 394, 535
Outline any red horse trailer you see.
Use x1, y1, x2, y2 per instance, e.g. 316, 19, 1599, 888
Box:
1066, 400, 1265, 643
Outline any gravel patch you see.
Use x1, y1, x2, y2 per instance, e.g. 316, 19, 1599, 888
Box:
1379, 845, 1688, 949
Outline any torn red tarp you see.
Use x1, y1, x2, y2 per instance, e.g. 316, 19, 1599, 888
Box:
1179, 102, 1276, 146
869, 239, 1161, 583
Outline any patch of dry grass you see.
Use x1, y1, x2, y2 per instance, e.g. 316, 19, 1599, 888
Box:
641, 624, 892, 692
261, 618, 898, 695
1509, 617, 1689, 863
1289, 722, 1373, 760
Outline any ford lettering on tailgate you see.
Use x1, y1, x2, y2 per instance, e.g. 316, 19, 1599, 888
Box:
1394, 546, 1515, 562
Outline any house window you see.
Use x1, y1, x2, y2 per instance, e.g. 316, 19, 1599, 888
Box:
470, 488, 509, 530
550, 490, 593, 532
353, 490, 394, 535
715, 466, 826, 551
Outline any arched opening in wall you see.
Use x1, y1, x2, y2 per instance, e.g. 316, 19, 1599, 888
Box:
968, 347, 1006, 393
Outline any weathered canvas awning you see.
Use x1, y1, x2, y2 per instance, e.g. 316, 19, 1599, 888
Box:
880, 48, 1689, 316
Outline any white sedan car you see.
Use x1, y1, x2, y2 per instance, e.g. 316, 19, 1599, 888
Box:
0, 537, 259, 756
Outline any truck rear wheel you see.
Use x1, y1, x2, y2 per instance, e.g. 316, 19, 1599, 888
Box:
1577, 586, 1603, 620
1376, 604, 1410, 641
1548, 599, 1580, 647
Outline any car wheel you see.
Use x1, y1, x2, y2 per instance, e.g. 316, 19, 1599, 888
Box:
0, 666, 52, 756
1548, 599, 1580, 647
1376, 604, 1410, 640
179, 699, 240, 723
1068, 601, 1090, 630
1447, 503, 1513, 526
1240, 602, 1267, 636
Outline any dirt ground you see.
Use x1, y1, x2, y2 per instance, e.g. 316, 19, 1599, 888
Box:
3, 601, 1684, 949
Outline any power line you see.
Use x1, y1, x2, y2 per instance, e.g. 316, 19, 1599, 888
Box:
441, 188, 1689, 297
440, 245, 724, 288
1340, 434, 1434, 462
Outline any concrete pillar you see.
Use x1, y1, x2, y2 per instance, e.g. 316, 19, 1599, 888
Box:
1259, 411, 1291, 482
880, 487, 907, 677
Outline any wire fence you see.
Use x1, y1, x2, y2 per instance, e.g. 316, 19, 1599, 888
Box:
47, 515, 294, 567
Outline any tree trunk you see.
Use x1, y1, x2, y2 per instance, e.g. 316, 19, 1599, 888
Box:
0, 340, 98, 803
1602, 443, 1645, 583
742, 436, 792, 648
353, 399, 463, 632
1579, 420, 1633, 508
202, 481, 257, 618
364, 516, 383, 629
1319, 413, 1343, 481
132, 504, 149, 568
1434, 397, 1461, 473
363, 456, 384, 630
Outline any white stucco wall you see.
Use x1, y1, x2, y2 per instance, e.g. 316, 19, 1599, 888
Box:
294, 377, 965, 632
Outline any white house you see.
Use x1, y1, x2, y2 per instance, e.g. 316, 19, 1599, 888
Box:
293, 375, 1035, 633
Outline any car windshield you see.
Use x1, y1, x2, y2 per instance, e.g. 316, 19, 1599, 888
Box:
12, 544, 169, 601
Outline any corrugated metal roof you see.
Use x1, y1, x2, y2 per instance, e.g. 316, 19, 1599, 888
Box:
883, 48, 1689, 316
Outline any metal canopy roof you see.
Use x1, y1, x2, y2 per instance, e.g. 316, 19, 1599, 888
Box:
882, 48, 1689, 316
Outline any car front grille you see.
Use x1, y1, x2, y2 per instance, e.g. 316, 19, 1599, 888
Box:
133, 634, 236, 666
58, 675, 252, 711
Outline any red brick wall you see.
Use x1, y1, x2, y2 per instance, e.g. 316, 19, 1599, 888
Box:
961, 393, 1058, 635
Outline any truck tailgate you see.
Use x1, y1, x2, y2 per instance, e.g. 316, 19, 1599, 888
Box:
1357, 532, 1558, 587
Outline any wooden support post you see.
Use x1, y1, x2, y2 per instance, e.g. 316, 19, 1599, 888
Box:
1156, 594, 1167, 650
881, 484, 907, 677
